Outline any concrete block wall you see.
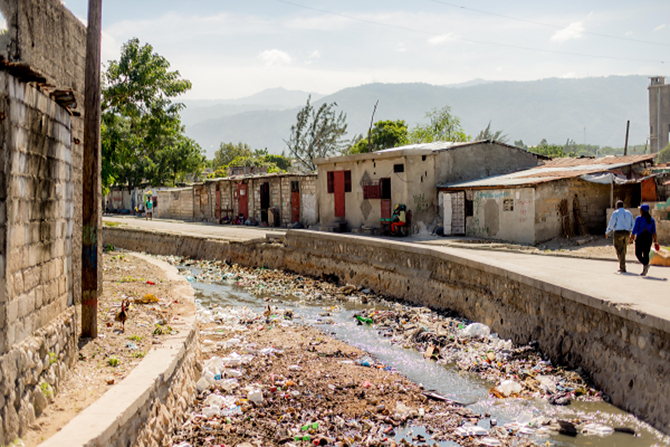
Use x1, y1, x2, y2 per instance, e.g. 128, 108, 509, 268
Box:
157, 188, 194, 220
0, 69, 82, 445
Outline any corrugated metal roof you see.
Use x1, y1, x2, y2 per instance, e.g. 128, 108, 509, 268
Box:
438, 154, 656, 190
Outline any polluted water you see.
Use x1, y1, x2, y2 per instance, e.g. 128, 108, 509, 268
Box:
167, 256, 669, 447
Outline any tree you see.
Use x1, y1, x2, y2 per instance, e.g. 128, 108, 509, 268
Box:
211, 142, 253, 169
475, 121, 508, 143
285, 95, 348, 171
409, 106, 468, 143
513, 139, 527, 148
347, 120, 409, 154
101, 38, 204, 191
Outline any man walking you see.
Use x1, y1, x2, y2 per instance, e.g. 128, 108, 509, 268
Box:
606, 200, 634, 273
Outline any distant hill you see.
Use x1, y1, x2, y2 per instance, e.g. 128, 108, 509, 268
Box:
182, 76, 652, 156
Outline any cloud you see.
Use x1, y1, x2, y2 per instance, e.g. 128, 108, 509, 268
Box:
551, 22, 585, 42
258, 49, 292, 67
308, 50, 321, 60
653, 24, 666, 32
427, 33, 456, 46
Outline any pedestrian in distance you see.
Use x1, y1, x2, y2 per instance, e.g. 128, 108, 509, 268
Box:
145, 197, 153, 220
629, 204, 660, 276
605, 200, 634, 273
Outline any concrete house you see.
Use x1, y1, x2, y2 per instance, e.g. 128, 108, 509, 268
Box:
205, 173, 318, 227
157, 173, 318, 227
438, 154, 657, 244
314, 141, 543, 234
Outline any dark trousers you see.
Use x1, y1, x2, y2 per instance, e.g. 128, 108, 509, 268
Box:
613, 230, 630, 270
635, 232, 653, 266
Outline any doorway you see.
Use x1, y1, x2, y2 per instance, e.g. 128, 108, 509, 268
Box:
290, 181, 300, 223
236, 183, 248, 219
260, 182, 270, 224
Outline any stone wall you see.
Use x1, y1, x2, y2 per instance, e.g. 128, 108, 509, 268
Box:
104, 227, 670, 433
0, 0, 86, 443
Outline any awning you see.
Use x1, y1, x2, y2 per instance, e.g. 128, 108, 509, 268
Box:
580, 172, 657, 185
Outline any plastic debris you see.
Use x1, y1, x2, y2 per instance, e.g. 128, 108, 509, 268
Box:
454, 424, 488, 437
461, 322, 491, 338
496, 379, 522, 397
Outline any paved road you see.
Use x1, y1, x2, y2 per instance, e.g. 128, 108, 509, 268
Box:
104, 216, 670, 325
104, 215, 285, 242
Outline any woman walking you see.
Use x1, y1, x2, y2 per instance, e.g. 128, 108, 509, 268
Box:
629, 204, 660, 276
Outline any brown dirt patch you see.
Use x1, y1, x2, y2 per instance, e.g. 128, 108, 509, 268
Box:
21, 251, 185, 446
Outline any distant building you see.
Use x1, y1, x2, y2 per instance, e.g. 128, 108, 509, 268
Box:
314, 141, 543, 234
649, 76, 670, 152
438, 154, 657, 244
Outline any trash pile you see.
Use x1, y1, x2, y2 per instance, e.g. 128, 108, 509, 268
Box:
163, 256, 663, 446
169, 304, 533, 447
166, 257, 600, 405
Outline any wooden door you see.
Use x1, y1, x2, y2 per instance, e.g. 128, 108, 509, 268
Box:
450, 192, 465, 235
290, 181, 300, 223
333, 171, 346, 218
237, 183, 248, 219
215, 185, 221, 221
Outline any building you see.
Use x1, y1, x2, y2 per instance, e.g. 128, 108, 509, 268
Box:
438, 154, 657, 244
204, 173, 318, 227
314, 141, 543, 234
649, 76, 670, 153
157, 173, 318, 228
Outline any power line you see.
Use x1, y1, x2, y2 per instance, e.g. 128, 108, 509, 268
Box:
273, 0, 666, 64
428, 0, 670, 48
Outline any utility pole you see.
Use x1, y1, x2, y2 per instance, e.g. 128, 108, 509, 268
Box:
82, 0, 102, 338
624, 120, 630, 156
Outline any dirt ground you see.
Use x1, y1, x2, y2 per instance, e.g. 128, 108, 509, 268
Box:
20, 252, 185, 446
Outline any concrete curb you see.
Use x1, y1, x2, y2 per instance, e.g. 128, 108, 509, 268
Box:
38, 254, 198, 447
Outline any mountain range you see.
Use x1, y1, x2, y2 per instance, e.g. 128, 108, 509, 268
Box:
180, 75, 653, 157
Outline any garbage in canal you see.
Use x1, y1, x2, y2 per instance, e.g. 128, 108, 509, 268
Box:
163, 256, 670, 447
461, 322, 491, 339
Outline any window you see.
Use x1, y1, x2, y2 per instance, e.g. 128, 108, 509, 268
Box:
465, 198, 473, 217
291, 181, 299, 193
503, 199, 514, 212
422, 155, 427, 161
393, 163, 404, 173
326, 170, 352, 193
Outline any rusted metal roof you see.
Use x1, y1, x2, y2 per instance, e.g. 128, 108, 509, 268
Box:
438, 154, 656, 190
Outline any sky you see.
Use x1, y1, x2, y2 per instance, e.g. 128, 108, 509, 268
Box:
62, 0, 670, 100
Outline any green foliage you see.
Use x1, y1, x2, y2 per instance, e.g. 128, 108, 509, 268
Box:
476, 122, 508, 143
128, 335, 143, 342
285, 95, 348, 171
409, 106, 468, 143
39, 382, 54, 398
47, 352, 58, 365
528, 138, 649, 158
655, 143, 670, 163
102, 38, 205, 191
211, 142, 253, 169
347, 120, 409, 154
514, 139, 527, 148
209, 144, 292, 178
107, 356, 120, 367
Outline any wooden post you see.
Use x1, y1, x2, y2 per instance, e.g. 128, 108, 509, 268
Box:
82, 0, 103, 338
624, 120, 630, 156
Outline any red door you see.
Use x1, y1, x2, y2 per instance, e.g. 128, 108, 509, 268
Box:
333, 171, 346, 218
215, 185, 221, 221
237, 183, 248, 219
291, 181, 301, 223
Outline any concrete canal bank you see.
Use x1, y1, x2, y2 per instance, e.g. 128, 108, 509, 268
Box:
103, 226, 670, 433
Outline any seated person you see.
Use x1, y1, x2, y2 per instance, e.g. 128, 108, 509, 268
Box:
390, 204, 406, 235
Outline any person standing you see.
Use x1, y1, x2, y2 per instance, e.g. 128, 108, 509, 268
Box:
629, 204, 660, 276
145, 197, 153, 220
605, 200, 634, 273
